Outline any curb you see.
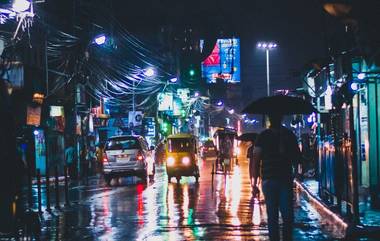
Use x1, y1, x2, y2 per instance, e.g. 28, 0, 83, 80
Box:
294, 180, 348, 239
295, 180, 380, 239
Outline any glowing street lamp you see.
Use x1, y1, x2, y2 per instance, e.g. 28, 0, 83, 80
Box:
94, 34, 106, 45
144, 67, 155, 77
257, 41, 278, 96
169, 77, 178, 83
12, 0, 30, 12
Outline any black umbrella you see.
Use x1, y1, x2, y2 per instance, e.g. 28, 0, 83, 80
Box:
236, 133, 258, 142
242, 95, 316, 115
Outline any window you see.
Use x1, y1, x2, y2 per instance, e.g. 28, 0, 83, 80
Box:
106, 137, 141, 150
168, 138, 194, 152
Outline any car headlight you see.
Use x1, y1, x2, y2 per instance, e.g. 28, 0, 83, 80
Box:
167, 157, 175, 166
182, 156, 190, 165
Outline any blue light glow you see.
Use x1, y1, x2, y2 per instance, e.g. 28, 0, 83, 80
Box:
94, 35, 106, 45
169, 77, 178, 83
33, 130, 39, 136
144, 67, 155, 77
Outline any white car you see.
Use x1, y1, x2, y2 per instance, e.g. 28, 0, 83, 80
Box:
103, 135, 155, 185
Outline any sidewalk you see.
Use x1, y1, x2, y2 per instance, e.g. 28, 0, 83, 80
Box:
296, 178, 380, 239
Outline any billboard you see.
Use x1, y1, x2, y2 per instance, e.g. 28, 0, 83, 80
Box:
157, 92, 174, 112
201, 38, 240, 83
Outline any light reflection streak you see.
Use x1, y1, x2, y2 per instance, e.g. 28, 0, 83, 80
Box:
182, 184, 189, 222
137, 183, 144, 227
230, 166, 241, 226
252, 198, 261, 226
167, 184, 175, 226
166, 184, 182, 241
137, 184, 160, 240
98, 193, 113, 241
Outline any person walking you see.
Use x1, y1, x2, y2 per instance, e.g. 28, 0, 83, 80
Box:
64, 143, 75, 178
251, 113, 301, 241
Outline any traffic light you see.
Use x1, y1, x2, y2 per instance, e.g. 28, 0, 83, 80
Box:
180, 109, 186, 118
160, 113, 172, 135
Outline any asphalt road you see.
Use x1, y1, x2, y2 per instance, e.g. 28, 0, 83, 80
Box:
39, 156, 337, 240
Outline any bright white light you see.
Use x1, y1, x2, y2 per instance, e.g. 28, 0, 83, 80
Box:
12, 0, 30, 12
350, 82, 359, 91
262, 43, 267, 48
228, 109, 234, 114
257, 43, 262, 48
144, 67, 155, 77
167, 157, 175, 166
182, 156, 190, 165
268, 43, 273, 48
194, 91, 200, 97
217, 100, 223, 106
33, 130, 39, 136
94, 35, 106, 45
358, 73, 366, 80
273, 44, 278, 48
169, 77, 177, 83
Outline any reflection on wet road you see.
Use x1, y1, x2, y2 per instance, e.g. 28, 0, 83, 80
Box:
40, 157, 335, 240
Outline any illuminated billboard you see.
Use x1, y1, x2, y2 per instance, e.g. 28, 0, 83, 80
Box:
201, 38, 240, 83
157, 92, 174, 111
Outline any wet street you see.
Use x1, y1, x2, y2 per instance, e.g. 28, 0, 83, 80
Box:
37, 157, 338, 240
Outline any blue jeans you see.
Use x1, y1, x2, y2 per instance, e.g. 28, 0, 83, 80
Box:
262, 179, 294, 241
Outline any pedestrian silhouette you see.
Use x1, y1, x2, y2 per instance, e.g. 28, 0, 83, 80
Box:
251, 113, 301, 241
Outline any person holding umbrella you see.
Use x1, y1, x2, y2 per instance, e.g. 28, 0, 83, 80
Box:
243, 95, 314, 241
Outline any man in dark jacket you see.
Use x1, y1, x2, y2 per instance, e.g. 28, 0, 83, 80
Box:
251, 113, 301, 241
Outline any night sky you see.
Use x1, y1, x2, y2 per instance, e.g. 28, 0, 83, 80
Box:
110, 0, 327, 104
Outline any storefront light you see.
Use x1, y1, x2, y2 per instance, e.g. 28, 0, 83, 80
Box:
358, 73, 366, 80
350, 82, 359, 91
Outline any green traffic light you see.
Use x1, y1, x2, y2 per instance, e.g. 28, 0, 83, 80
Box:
189, 69, 195, 76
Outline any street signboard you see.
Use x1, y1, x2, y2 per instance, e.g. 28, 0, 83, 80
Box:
158, 92, 174, 111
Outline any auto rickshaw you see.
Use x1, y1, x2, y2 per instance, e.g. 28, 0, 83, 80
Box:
213, 128, 237, 173
165, 133, 200, 183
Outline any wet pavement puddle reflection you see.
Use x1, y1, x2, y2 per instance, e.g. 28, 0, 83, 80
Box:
39, 158, 339, 240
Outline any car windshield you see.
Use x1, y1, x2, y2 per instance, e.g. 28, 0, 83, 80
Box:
106, 137, 140, 150
168, 138, 194, 152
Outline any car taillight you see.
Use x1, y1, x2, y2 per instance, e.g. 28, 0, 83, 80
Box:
136, 151, 144, 161
103, 153, 109, 163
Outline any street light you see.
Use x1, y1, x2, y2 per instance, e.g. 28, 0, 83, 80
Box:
94, 34, 106, 45
169, 77, 178, 83
257, 41, 278, 96
144, 67, 155, 77
132, 67, 156, 114
12, 0, 30, 12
